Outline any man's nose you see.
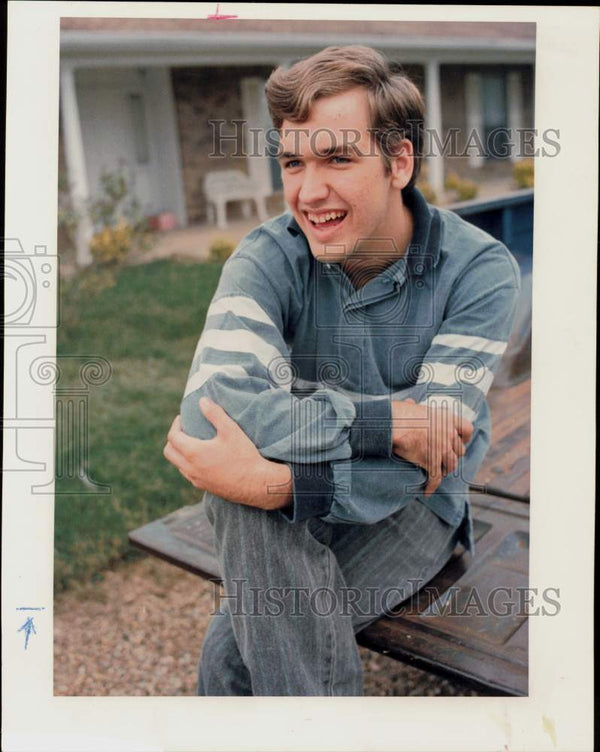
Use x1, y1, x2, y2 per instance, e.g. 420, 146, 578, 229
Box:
298, 167, 329, 205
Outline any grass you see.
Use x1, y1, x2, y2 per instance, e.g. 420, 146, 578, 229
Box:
55, 259, 223, 592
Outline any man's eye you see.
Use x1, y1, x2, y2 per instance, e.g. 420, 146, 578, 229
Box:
283, 160, 301, 169
332, 156, 351, 164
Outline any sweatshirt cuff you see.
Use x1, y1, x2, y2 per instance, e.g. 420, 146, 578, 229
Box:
348, 397, 392, 457
279, 463, 335, 523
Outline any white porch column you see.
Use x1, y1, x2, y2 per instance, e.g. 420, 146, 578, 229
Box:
425, 59, 444, 197
59, 64, 93, 266
465, 72, 485, 169
240, 77, 272, 197
507, 71, 524, 163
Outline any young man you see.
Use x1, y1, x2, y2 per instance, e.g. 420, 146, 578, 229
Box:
164, 46, 521, 696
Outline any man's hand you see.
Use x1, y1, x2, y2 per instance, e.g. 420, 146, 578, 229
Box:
163, 397, 293, 510
391, 398, 474, 497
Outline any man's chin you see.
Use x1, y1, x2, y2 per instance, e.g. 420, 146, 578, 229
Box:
310, 248, 346, 265
305, 240, 351, 264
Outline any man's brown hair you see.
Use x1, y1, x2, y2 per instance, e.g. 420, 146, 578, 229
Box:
264, 45, 425, 189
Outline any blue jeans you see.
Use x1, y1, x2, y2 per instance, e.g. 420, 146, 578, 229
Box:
198, 495, 462, 696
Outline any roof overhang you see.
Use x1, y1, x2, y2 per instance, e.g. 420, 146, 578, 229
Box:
60, 30, 536, 68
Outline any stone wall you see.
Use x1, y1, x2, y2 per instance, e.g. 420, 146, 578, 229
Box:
170, 65, 274, 224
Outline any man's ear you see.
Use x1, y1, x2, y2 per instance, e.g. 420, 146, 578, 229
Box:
389, 138, 414, 190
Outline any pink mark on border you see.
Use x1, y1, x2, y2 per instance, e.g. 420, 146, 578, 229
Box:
206, 4, 238, 19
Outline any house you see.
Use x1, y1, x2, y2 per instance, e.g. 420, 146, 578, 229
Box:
59, 18, 535, 264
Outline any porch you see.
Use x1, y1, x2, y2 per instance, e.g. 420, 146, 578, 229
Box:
59, 18, 535, 266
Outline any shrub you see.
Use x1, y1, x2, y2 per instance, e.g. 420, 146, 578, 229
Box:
90, 220, 134, 266
445, 173, 460, 190
456, 180, 478, 201
445, 172, 479, 201
87, 166, 152, 266
208, 237, 236, 262
513, 159, 534, 189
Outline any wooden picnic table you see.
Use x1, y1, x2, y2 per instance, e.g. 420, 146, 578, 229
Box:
129, 377, 531, 696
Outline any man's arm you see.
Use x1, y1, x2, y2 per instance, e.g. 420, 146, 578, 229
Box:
181, 234, 390, 465
173, 237, 520, 524
166, 402, 293, 510
285, 243, 522, 525
393, 248, 521, 427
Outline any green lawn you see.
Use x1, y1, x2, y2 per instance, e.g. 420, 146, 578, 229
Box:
55, 259, 223, 591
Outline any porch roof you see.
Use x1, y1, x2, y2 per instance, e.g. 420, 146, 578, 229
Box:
60, 18, 536, 67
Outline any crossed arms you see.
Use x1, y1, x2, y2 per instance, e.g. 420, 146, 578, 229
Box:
165, 232, 520, 523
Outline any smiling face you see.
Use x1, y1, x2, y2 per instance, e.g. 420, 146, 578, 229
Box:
278, 87, 415, 284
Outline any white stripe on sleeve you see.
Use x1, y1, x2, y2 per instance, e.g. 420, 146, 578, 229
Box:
193, 329, 284, 371
431, 333, 507, 356
206, 296, 278, 329
184, 364, 248, 398
417, 361, 494, 395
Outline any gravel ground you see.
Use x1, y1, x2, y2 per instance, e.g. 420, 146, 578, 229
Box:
54, 555, 480, 697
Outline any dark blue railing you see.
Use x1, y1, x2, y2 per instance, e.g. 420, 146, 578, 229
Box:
448, 189, 534, 275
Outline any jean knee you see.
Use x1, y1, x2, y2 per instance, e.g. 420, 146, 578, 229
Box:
205, 493, 260, 525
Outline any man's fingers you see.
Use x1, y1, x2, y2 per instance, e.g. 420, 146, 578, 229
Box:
425, 441, 443, 496
163, 440, 188, 472
163, 440, 202, 480
167, 414, 215, 459
167, 415, 198, 454
199, 397, 235, 435
167, 415, 181, 444
452, 431, 466, 458
442, 450, 458, 476
455, 415, 474, 443
167, 415, 201, 456
424, 471, 442, 498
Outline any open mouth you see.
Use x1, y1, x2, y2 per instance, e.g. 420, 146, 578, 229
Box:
306, 210, 348, 229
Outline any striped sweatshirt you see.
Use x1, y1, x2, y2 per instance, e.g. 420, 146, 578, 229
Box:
180, 187, 521, 552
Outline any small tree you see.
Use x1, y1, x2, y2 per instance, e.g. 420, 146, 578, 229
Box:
88, 166, 151, 266
59, 166, 154, 307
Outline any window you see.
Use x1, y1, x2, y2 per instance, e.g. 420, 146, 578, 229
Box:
481, 73, 509, 159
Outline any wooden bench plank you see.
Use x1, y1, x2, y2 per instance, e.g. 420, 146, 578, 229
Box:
357, 494, 529, 695
474, 378, 531, 499
130, 502, 221, 581
486, 398, 530, 445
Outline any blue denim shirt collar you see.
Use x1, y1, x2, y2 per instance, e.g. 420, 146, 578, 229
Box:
404, 186, 442, 270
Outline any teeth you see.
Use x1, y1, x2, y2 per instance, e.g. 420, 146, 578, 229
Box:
308, 211, 346, 224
